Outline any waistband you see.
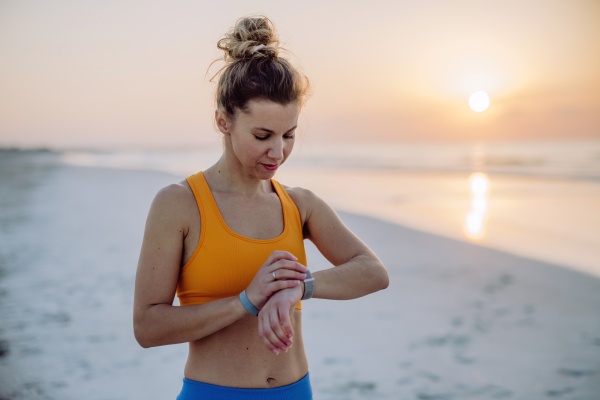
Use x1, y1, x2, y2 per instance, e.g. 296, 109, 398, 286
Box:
176, 372, 312, 400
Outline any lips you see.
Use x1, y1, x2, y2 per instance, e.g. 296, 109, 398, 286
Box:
262, 163, 279, 171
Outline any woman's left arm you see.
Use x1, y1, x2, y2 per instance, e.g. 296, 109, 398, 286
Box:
257, 188, 389, 353
302, 187, 389, 298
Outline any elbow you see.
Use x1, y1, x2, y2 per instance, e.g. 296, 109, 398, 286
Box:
135, 334, 152, 349
134, 323, 151, 349
380, 276, 389, 290
365, 264, 389, 293
364, 257, 389, 293
133, 314, 155, 349
377, 264, 390, 291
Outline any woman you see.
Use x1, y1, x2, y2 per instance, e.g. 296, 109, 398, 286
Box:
133, 15, 389, 399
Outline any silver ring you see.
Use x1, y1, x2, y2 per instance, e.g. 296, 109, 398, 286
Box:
272, 271, 277, 280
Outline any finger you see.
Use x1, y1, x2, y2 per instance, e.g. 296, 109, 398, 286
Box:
258, 312, 279, 354
267, 280, 300, 293
263, 312, 285, 354
263, 311, 287, 352
268, 308, 291, 351
258, 316, 277, 352
269, 259, 307, 274
279, 302, 294, 341
264, 279, 299, 298
272, 269, 307, 281
271, 306, 293, 349
266, 251, 298, 266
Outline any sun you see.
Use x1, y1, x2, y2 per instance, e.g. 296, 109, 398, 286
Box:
469, 91, 490, 112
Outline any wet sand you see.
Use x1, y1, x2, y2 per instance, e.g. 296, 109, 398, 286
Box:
1, 150, 599, 399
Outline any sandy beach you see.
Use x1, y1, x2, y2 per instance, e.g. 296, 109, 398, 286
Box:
1, 150, 599, 399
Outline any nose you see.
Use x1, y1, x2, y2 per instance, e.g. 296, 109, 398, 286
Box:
267, 137, 284, 162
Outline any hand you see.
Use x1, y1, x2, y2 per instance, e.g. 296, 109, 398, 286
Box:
244, 251, 308, 311
257, 282, 304, 355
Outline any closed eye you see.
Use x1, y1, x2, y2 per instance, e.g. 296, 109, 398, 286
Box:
254, 134, 295, 141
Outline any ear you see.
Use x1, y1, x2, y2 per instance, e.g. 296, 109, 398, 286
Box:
215, 109, 231, 135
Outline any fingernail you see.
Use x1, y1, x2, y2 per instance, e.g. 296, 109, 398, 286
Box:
287, 342, 292, 347
272, 349, 279, 355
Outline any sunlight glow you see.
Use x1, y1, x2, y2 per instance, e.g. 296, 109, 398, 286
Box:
464, 172, 490, 239
469, 91, 490, 112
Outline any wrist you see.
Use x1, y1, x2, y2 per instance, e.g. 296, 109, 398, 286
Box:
283, 281, 304, 302
233, 294, 252, 318
298, 280, 305, 297
239, 290, 260, 316
245, 290, 265, 310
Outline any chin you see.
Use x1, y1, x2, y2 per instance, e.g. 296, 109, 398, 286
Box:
253, 167, 276, 179
261, 170, 278, 178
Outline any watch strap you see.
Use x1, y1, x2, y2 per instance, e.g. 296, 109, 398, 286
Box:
301, 269, 315, 300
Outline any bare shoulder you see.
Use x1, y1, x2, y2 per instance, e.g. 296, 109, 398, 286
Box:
280, 184, 316, 221
161, 178, 193, 197
148, 179, 197, 227
280, 184, 314, 210
160, 179, 194, 201
279, 184, 329, 240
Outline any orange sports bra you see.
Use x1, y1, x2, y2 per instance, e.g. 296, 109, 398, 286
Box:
176, 171, 307, 310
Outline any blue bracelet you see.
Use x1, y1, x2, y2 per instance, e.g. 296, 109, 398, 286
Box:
239, 290, 260, 316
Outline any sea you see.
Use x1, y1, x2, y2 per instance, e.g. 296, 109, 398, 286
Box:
54, 138, 600, 278
57, 139, 600, 181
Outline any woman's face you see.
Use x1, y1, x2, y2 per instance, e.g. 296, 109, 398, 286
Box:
217, 99, 300, 179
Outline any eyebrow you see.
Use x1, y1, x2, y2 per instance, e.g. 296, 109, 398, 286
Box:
253, 125, 297, 134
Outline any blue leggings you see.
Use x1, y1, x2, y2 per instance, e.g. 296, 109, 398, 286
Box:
176, 372, 313, 400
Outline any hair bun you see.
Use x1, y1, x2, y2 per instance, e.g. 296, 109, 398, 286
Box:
217, 15, 280, 62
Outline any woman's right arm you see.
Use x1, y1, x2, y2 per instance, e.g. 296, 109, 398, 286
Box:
132, 184, 306, 349
133, 183, 245, 348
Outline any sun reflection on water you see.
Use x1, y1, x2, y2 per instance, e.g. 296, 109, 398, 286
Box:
465, 172, 489, 239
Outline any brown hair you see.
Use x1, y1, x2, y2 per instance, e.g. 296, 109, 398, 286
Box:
207, 15, 312, 125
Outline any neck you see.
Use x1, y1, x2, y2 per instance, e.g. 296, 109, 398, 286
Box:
204, 146, 272, 199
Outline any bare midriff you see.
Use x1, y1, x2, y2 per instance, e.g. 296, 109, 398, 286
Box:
183, 310, 308, 389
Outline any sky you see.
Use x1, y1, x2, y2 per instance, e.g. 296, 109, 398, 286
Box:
0, 0, 599, 149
